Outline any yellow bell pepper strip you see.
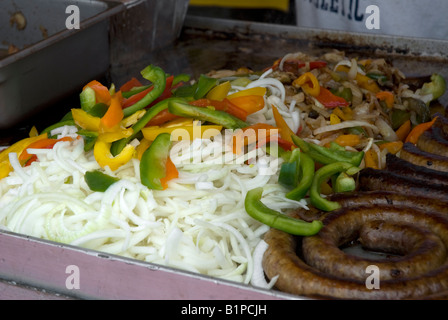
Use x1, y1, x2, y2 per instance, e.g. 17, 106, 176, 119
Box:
140, 132, 175, 190
376, 91, 395, 108
309, 161, 360, 212
97, 127, 134, 143
316, 87, 350, 109
29, 126, 39, 137
395, 119, 412, 142
190, 99, 248, 121
84, 170, 120, 192
272, 105, 295, 144
19, 136, 74, 166
142, 123, 222, 141
83, 80, 111, 105
405, 116, 439, 144
378, 141, 404, 154
0, 133, 48, 179
94, 139, 135, 171
420, 73, 446, 101
244, 187, 323, 236
168, 100, 248, 130
122, 65, 167, 117
336, 65, 381, 93
0, 161, 11, 180
72, 108, 101, 132
227, 95, 265, 115
332, 106, 353, 121
206, 81, 231, 101
330, 113, 341, 125
136, 138, 152, 160
226, 87, 267, 100
99, 92, 124, 130
292, 72, 321, 97
364, 149, 379, 169
332, 134, 361, 148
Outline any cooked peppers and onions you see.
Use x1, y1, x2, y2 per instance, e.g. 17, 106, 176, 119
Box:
0, 50, 445, 288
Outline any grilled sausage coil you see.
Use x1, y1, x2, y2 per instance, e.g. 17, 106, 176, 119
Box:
263, 194, 448, 300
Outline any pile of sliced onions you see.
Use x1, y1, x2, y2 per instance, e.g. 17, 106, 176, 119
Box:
0, 122, 306, 285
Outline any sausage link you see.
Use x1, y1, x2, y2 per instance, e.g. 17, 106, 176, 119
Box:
263, 196, 448, 300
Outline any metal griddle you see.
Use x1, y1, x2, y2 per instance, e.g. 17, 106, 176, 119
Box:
0, 15, 447, 300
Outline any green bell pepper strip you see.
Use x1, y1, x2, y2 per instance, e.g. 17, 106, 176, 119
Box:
366, 72, 389, 85
285, 152, 315, 201
87, 103, 109, 118
85, 170, 119, 192
172, 73, 191, 86
333, 172, 356, 193
77, 130, 99, 152
291, 134, 364, 166
194, 74, 218, 100
140, 132, 172, 190
244, 187, 323, 236
80, 86, 96, 112
111, 97, 184, 156
122, 65, 167, 118
309, 162, 360, 212
278, 148, 301, 189
420, 73, 446, 101
168, 100, 249, 129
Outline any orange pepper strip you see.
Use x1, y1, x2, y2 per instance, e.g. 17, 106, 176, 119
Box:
189, 99, 248, 121
333, 134, 361, 147
227, 95, 265, 115
160, 157, 179, 189
272, 105, 295, 144
395, 120, 411, 142
19, 137, 74, 166
84, 80, 111, 104
232, 123, 279, 154
364, 149, 379, 169
405, 116, 438, 144
376, 91, 395, 108
378, 141, 403, 154
100, 92, 124, 129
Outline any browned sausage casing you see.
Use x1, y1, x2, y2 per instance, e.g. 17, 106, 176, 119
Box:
263, 193, 448, 300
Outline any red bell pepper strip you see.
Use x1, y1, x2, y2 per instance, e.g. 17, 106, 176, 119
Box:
122, 75, 175, 109
120, 77, 143, 92
146, 109, 181, 126
316, 87, 350, 108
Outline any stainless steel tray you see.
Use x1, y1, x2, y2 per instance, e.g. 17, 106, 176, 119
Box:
0, 0, 138, 130
1, 16, 447, 300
